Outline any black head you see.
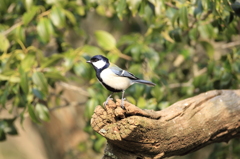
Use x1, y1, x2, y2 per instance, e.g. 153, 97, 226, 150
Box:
86, 55, 109, 70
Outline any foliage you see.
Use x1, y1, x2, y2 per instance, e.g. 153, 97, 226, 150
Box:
0, 0, 240, 158
209, 139, 240, 159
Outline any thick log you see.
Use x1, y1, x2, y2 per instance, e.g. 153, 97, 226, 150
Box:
91, 90, 240, 159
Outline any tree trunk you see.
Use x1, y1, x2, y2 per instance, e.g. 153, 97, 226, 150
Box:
91, 90, 240, 159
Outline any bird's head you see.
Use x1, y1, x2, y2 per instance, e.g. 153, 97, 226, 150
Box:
87, 55, 109, 69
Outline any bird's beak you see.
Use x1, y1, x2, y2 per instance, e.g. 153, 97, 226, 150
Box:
86, 60, 91, 64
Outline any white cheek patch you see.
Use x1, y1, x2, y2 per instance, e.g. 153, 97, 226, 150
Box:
92, 60, 106, 69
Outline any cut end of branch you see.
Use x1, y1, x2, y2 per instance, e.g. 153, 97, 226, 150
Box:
91, 90, 240, 159
91, 99, 162, 136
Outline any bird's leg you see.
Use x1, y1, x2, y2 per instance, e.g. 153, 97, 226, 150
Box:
121, 90, 126, 109
104, 92, 113, 107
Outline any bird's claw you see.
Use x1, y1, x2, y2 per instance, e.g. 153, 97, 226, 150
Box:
103, 98, 113, 107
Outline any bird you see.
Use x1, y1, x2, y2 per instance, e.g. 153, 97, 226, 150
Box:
86, 55, 156, 109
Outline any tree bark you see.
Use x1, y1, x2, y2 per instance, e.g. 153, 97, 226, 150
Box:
91, 90, 240, 159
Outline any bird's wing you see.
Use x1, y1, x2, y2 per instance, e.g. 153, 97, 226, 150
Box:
109, 63, 139, 80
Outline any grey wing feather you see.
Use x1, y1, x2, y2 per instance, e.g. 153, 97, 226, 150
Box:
110, 64, 138, 80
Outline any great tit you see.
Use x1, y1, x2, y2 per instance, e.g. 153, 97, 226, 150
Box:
87, 55, 156, 108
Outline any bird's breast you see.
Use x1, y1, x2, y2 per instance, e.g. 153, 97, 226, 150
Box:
100, 69, 133, 90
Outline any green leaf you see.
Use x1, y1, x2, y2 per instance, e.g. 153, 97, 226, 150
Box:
1, 52, 15, 72
19, 68, 29, 94
85, 99, 98, 118
0, 83, 11, 107
32, 72, 48, 94
76, 6, 85, 16
46, 0, 59, 5
78, 142, 87, 152
139, 0, 146, 16
207, 61, 215, 74
35, 103, 50, 121
151, 85, 162, 102
93, 137, 105, 152
63, 9, 77, 25
23, 6, 38, 25
37, 17, 54, 43
21, 52, 37, 72
63, 57, 74, 70
9, 76, 20, 83
106, 53, 119, 63
139, 1, 154, 19
158, 101, 170, 110
74, 62, 92, 79
189, 27, 199, 40
137, 97, 146, 109
169, 29, 182, 42
179, 6, 188, 29
0, 74, 10, 81
133, 85, 144, 99
24, 0, 34, 11
32, 88, 44, 99
126, 96, 136, 105
50, 6, 66, 28
44, 71, 67, 81
116, 0, 126, 20
27, 104, 40, 123
81, 45, 104, 55
0, 34, 10, 52
95, 30, 116, 50
194, 0, 203, 16
193, 74, 208, 87
14, 94, 27, 108
15, 26, 25, 42
198, 24, 215, 39
200, 41, 214, 59
41, 54, 63, 68
126, 0, 141, 16
171, 11, 179, 28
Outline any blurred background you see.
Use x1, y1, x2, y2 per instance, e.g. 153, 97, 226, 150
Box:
0, 0, 240, 158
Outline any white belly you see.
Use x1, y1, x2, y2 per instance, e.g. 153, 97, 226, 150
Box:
100, 69, 133, 90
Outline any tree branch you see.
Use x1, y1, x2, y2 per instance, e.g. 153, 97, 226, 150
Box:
91, 90, 240, 159
2, 22, 23, 36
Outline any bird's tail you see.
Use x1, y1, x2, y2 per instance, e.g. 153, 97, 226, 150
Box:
133, 79, 156, 87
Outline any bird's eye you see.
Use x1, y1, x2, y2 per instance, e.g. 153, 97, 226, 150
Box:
92, 58, 99, 62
